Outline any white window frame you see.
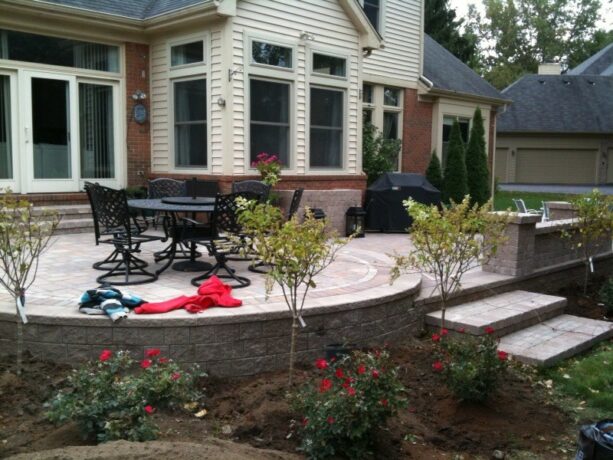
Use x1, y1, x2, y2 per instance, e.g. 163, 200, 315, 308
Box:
308, 84, 347, 171
248, 37, 296, 74
311, 50, 348, 80
168, 35, 207, 71
441, 114, 471, 168
169, 74, 210, 171
359, 0, 386, 36
0, 70, 18, 192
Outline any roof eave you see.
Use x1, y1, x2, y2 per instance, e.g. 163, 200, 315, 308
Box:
427, 86, 511, 106
338, 0, 384, 50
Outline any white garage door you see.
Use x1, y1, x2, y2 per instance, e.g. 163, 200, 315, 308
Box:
516, 149, 597, 184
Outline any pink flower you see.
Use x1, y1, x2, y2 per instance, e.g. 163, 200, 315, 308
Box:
347, 387, 356, 396
497, 351, 509, 361
145, 348, 161, 358
357, 364, 366, 375
372, 369, 380, 379
441, 328, 449, 336
171, 372, 181, 381
432, 361, 444, 373
484, 326, 495, 335
99, 349, 112, 362
159, 357, 169, 364
335, 368, 344, 378
431, 333, 441, 342
319, 378, 333, 393
141, 359, 152, 369
327, 416, 335, 424
144, 405, 154, 414
315, 358, 328, 370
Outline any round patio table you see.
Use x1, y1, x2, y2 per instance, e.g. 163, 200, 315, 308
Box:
128, 198, 215, 275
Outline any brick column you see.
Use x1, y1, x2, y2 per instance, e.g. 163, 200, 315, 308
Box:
483, 214, 541, 276
401, 88, 433, 174
125, 42, 150, 188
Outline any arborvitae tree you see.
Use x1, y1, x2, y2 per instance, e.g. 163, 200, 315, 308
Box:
425, 150, 443, 192
443, 121, 468, 204
465, 107, 490, 205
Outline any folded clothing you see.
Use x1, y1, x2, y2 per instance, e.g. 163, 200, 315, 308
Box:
79, 288, 145, 323
134, 275, 242, 314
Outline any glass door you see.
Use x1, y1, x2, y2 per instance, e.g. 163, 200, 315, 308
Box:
0, 72, 17, 192
22, 71, 79, 192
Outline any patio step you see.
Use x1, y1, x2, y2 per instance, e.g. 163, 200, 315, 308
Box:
498, 315, 613, 366
425, 290, 566, 336
33, 205, 94, 235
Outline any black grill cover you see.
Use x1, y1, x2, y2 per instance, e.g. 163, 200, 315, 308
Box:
365, 173, 441, 232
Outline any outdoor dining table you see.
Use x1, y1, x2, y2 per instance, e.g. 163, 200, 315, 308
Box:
128, 197, 215, 276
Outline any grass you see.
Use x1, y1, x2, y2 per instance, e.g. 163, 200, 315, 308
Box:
493, 191, 575, 211
540, 342, 613, 420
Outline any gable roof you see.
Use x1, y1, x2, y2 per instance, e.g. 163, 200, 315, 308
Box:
497, 74, 613, 134
567, 42, 613, 76
32, 0, 208, 20
423, 34, 504, 102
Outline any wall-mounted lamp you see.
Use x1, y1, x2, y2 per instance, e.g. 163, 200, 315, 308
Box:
228, 67, 243, 81
131, 90, 147, 100
300, 31, 315, 41
217, 97, 226, 107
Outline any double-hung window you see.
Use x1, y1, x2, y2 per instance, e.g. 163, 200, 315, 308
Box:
382, 87, 401, 140
174, 78, 207, 168
310, 87, 344, 168
442, 116, 470, 167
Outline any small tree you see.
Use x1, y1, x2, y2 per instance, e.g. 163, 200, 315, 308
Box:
562, 190, 613, 294
391, 196, 508, 329
0, 189, 59, 374
238, 200, 348, 386
425, 150, 444, 191
362, 122, 402, 185
442, 121, 468, 203
465, 107, 490, 206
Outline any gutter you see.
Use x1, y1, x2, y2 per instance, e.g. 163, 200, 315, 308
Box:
427, 86, 512, 106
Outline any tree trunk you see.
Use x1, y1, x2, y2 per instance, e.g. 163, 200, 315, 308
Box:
16, 300, 23, 376
583, 260, 589, 295
440, 296, 447, 331
288, 317, 299, 387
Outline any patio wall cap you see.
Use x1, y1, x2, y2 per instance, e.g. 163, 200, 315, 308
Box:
547, 201, 574, 210
535, 218, 579, 235
492, 212, 542, 224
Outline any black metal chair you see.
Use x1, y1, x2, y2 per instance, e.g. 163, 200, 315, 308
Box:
231, 180, 271, 203
148, 178, 186, 198
183, 192, 259, 289
185, 178, 220, 198
88, 184, 165, 285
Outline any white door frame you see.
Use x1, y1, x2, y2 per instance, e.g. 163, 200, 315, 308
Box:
21, 70, 80, 193
0, 70, 19, 193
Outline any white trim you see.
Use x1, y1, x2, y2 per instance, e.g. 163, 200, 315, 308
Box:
167, 33, 208, 72
247, 35, 297, 73
310, 48, 349, 81
0, 70, 18, 192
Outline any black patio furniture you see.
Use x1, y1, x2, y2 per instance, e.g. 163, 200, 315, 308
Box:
127, 198, 215, 275
185, 177, 219, 198
183, 192, 259, 289
88, 184, 166, 285
231, 180, 271, 203
148, 178, 186, 198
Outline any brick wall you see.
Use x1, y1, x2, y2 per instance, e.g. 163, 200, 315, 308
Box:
401, 88, 434, 174
125, 42, 151, 189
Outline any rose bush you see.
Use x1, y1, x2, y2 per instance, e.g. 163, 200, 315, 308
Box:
292, 349, 406, 459
432, 328, 508, 402
46, 349, 204, 442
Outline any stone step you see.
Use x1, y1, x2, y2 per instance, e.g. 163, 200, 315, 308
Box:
55, 217, 95, 235
498, 314, 613, 366
33, 204, 92, 220
425, 290, 567, 336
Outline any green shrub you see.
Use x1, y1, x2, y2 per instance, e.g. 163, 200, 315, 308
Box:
599, 277, 613, 316
46, 349, 204, 443
432, 328, 508, 402
442, 120, 468, 203
425, 150, 443, 191
362, 122, 401, 185
465, 107, 490, 205
293, 349, 406, 459
124, 186, 147, 199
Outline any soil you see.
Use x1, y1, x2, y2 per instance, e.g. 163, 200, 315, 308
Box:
555, 276, 612, 321
0, 339, 578, 460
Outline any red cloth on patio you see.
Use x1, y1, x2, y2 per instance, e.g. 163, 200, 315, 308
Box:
134, 275, 242, 314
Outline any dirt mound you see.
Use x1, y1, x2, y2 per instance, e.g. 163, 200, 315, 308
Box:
6, 439, 300, 460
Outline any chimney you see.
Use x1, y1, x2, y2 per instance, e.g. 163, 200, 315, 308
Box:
538, 63, 561, 75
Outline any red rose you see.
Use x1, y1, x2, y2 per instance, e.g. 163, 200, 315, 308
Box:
141, 359, 152, 369
171, 372, 181, 381
302, 417, 309, 427
357, 364, 366, 375
327, 416, 335, 424
497, 351, 509, 361
99, 349, 112, 362
431, 333, 441, 342
347, 387, 356, 396
458, 327, 466, 334
144, 405, 154, 414
330, 356, 336, 362
159, 357, 169, 364
372, 369, 380, 379
432, 361, 444, 373
315, 358, 328, 370
145, 348, 161, 358
441, 328, 449, 336
335, 368, 344, 378
484, 326, 495, 335
380, 399, 389, 407
319, 378, 333, 393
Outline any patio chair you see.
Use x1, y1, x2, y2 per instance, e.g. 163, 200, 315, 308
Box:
88, 183, 166, 285
231, 180, 271, 203
185, 178, 219, 198
183, 192, 259, 289
512, 198, 541, 215
541, 201, 551, 222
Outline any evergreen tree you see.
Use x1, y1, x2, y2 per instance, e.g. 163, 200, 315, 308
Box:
425, 151, 444, 192
465, 108, 490, 205
443, 121, 468, 204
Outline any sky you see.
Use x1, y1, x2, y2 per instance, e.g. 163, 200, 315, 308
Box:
449, 0, 613, 29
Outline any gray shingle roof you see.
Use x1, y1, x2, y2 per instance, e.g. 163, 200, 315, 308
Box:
34, 0, 209, 20
423, 34, 504, 101
497, 75, 613, 133
567, 42, 613, 76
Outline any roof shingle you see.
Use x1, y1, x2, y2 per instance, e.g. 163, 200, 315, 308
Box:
567, 42, 613, 77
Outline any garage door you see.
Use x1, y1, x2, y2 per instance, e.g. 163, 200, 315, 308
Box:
515, 149, 597, 184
